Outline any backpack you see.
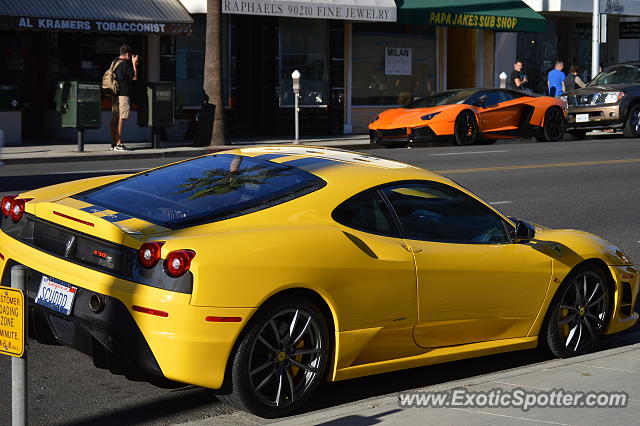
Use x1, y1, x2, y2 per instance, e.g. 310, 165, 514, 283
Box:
102, 59, 123, 95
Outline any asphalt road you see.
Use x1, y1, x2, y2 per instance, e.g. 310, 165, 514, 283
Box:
0, 136, 639, 425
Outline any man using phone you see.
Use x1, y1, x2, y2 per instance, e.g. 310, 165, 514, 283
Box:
510, 60, 529, 91
110, 44, 138, 151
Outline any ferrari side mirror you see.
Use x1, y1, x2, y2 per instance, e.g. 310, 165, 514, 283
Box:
514, 220, 535, 243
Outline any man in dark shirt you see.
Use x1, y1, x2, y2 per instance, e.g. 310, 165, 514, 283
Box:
510, 60, 528, 91
110, 44, 138, 151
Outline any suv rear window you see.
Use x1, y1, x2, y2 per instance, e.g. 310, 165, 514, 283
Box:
73, 154, 326, 228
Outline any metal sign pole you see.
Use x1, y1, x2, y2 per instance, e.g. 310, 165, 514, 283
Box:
294, 94, 300, 144
11, 265, 27, 426
592, 0, 601, 79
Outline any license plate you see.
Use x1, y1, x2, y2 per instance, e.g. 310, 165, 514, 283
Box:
575, 113, 589, 123
35, 275, 77, 316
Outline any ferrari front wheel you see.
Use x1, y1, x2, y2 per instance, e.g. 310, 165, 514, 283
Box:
543, 265, 611, 358
220, 296, 330, 418
453, 110, 479, 146
536, 107, 566, 142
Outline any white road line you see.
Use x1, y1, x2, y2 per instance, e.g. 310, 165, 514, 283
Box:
431, 150, 508, 156
489, 201, 513, 205
43, 168, 144, 175
447, 407, 572, 425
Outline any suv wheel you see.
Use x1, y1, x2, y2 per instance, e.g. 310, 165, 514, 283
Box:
567, 129, 587, 140
623, 104, 640, 138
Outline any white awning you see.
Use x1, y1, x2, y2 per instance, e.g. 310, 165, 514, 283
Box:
221, 0, 396, 22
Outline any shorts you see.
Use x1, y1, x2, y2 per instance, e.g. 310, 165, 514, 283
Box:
112, 95, 131, 120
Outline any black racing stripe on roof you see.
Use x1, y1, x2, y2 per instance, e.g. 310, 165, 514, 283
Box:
253, 153, 292, 160
284, 157, 342, 170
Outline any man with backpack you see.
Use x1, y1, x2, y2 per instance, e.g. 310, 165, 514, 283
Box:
105, 44, 138, 150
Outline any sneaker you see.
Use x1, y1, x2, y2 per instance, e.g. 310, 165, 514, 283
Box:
113, 144, 131, 151
110, 145, 116, 150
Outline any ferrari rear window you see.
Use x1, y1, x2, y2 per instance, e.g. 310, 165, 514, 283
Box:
73, 154, 326, 228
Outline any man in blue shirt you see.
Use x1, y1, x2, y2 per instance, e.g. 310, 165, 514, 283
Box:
547, 61, 566, 96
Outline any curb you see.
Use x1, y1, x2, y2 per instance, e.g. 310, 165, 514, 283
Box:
1, 143, 376, 165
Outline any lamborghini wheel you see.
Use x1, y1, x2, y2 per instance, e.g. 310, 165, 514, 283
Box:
453, 110, 479, 146
536, 107, 566, 142
543, 265, 611, 358
220, 296, 330, 418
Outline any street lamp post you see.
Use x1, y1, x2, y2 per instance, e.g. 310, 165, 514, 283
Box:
592, 0, 600, 79
292, 70, 301, 144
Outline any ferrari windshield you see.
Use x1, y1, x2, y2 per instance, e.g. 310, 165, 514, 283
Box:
589, 65, 640, 86
405, 90, 476, 109
73, 154, 325, 228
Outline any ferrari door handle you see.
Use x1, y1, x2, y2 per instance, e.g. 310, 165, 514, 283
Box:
402, 244, 422, 253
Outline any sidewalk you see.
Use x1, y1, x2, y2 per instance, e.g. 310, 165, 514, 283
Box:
181, 333, 640, 426
0, 135, 372, 165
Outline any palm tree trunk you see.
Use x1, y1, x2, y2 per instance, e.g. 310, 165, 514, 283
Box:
204, 0, 226, 146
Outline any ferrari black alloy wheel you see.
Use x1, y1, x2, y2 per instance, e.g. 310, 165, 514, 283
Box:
453, 110, 479, 146
219, 296, 330, 418
537, 107, 566, 142
543, 265, 610, 358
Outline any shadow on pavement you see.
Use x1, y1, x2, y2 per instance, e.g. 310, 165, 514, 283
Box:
316, 409, 403, 425
303, 326, 640, 415
62, 387, 226, 426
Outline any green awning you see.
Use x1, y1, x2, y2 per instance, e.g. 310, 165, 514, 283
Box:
396, 0, 546, 33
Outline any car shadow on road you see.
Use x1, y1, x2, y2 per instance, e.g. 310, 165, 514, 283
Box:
61, 387, 229, 426
61, 326, 640, 425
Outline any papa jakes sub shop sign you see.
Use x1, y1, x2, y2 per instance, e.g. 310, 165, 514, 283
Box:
429, 12, 518, 30
0, 16, 192, 35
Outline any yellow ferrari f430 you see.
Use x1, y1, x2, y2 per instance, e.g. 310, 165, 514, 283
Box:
0, 146, 637, 417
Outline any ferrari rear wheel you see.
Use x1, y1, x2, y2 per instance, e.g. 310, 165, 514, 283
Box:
220, 296, 330, 418
536, 107, 566, 142
453, 110, 479, 146
543, 265, 611, 358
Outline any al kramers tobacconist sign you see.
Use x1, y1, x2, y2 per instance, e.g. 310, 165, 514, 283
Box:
0, 16, 192, 35
222, 0, 397, 22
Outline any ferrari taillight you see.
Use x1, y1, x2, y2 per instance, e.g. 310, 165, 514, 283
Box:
10, 199, 25, 222
138, 241, 165, 268
1, 196, 16, 217
164, 250, 196, 278
2, 197, 33, 222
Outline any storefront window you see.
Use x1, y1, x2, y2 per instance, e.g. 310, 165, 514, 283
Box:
352, 24, 436, 106
279, 18, 328, 107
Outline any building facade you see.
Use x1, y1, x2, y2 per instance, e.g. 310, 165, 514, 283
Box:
495, 0, 640, 93
0, 0, 193, 144
179, 0, 546, 137
0, 0, 547, 144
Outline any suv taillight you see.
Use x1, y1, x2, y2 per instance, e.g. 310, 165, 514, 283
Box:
2, 196, 16, 217
164, 250, 196, 278
138, 241, 165, 268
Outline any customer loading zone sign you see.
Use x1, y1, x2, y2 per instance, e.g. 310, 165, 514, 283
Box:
385, 47, 412, 76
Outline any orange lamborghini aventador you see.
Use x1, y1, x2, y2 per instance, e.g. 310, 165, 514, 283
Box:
369, 88, 567, 147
